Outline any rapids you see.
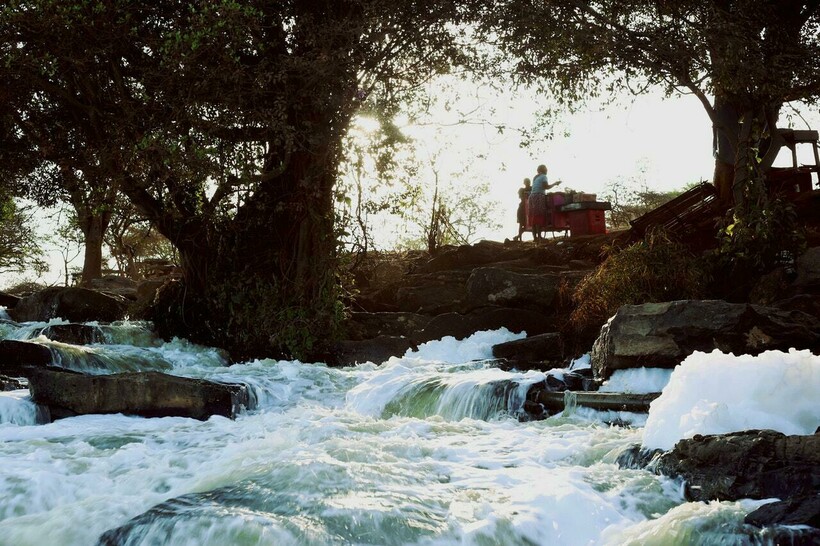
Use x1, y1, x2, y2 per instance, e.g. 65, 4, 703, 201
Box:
0, 320, 792, 545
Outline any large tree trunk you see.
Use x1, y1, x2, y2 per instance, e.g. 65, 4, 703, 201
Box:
78, 212, 111, 287
151, 144, 340, 361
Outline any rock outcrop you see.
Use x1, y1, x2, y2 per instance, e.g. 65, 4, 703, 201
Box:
37, 323, 105, 345
28, 367, 251, 421
10, 287, 128, 323
654, 430, 820, 502
0, 339, 54, 377
591, 300, 820, 380
491, 332, 564, 370
0, 291, 20, 309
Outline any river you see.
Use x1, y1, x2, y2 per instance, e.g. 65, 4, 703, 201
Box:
0, 320, 778, 545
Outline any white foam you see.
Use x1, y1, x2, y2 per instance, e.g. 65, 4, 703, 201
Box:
599, 368, 672, 394
642, 349, 820, 450
404, 328, 526, 365
0, 390, 39, 426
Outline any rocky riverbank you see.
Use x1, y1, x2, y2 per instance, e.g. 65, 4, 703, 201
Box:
1, 233, 818, 539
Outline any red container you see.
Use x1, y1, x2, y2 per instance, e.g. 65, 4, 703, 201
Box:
547, 193, 570, 229
566, 209, 607, 236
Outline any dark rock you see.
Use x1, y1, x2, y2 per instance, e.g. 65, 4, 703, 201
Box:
135, 279, 165, 305
415, 307, 558, 343
344, 312, 431, 341
90, 276, 138, 300
771, 294, 820, 317
591, 300, 820, 380
0, 374, 27, 391
0, 291, 21, 309
0, 339, 54, 377
325, 335, 416, 366
37, 324, 105, 345
795, 246, 820, 292
492, 333, 564, 369
420, 241, 507, 273
654, 430, 820, 502
746, 494, 820, 528
10, 287, 128, 323
395, 270, 471, 314
28, 367, 250, 421
615, 444, 663, 470
465, 267, 562, 311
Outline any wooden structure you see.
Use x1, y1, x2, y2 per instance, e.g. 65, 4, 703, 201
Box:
629, 182, 720, 240
533, 390, 661, 413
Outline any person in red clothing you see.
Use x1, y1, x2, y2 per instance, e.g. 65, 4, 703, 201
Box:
527, 164, 560, 240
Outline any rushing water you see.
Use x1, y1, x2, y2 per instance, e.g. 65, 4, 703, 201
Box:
0, 320, 784, 545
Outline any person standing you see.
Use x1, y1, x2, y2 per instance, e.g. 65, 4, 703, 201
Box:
514, 177, 531, 241
527, 164, 560, 240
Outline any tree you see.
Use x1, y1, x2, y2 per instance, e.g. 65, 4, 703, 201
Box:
0, 194, 45, 275
1, 1, 479, 358
487, 1, 820, 206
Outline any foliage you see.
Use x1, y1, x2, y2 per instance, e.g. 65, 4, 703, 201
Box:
570, 229, 707, 332
1, 0, 481, 357
708, 184, 806, 299
0, 194, 46, 275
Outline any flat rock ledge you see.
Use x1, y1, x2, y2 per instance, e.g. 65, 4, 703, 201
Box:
28, 367, 251, 421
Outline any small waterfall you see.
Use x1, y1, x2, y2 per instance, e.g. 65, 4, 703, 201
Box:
347, 360, 545, 421
41, 338, 173, 374
0, 391, 45, 426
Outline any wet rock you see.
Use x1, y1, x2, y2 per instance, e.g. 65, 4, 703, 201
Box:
744, 494, 820, 530
325, 335, 416, 366
491, 333, 564, 369
28, 367, 251, 421
654, 430, 820, 502
0, 339, 54, 377
10, 287, 128, 323
614, 444, 663, 470
0, 374, 27, 391
37, 323, 105, 345
415, 307, 558, 343
0, 291, 20, 309
591, 300, 820, 380
344, 312, 431, 341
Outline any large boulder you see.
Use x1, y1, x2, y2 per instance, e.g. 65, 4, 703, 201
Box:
654, 430, 820, 502
465, 267, 563, 311
0, 291, 21, 309
28, 367, 251, 421
491, 332, 564, 370
591, 300, 820, 380
0, 339, 54, 377
10, 287, 128, 323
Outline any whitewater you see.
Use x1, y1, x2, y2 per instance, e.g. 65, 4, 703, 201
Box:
0, 318, 816, 546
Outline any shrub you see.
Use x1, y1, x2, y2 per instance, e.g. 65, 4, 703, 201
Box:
570, 229, 707, 332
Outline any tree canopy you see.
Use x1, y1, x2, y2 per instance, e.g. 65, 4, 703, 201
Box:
1, 0, 483, 357
487, 0, 820, 202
